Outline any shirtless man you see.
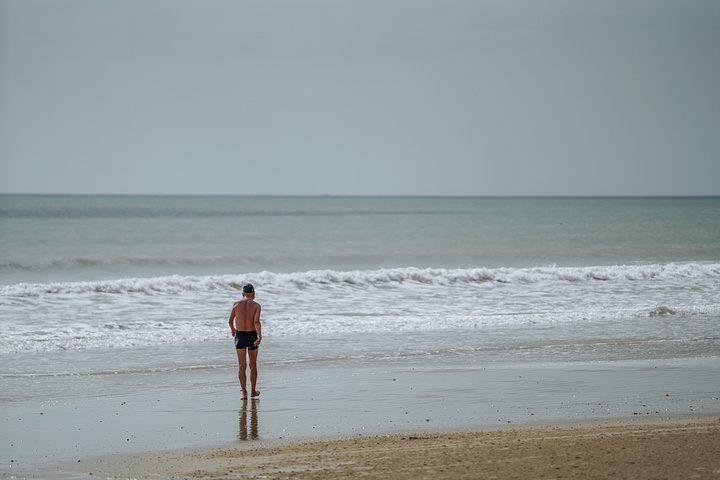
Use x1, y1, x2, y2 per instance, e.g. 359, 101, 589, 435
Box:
228, 283, 262, 400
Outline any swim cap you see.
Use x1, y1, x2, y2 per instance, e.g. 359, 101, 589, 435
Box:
242, 283, 255, 293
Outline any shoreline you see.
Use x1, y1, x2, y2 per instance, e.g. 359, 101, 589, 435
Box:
60, 415, 720, 479
2, 356, 719, 479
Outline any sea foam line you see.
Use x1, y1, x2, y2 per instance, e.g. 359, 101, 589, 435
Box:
1, 262, 719, 297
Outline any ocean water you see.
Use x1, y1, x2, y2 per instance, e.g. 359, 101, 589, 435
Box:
2, 195, 719, 366
2, 195, 719, 360
1, 196, 719, 474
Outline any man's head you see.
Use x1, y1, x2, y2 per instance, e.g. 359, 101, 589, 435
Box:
242, 283, 255, 297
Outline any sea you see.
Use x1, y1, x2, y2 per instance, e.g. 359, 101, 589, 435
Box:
1, 195, 719, 475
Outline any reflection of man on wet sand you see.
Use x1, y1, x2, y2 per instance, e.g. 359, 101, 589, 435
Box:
228, 283, 262, 400
238, 401, 259, 441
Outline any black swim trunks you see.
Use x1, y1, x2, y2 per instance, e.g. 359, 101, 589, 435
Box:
235, 330, 258, 350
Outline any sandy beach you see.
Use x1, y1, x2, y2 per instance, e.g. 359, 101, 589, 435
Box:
3, 355, 719, 479
62, 417, 719, 479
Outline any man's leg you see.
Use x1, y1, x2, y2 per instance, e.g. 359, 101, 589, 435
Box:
236, 348, 248, 399
248, 348, 260, 397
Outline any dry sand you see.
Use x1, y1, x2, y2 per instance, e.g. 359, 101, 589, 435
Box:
71, 417, 720, 479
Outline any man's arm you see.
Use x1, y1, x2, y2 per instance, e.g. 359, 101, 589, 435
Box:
228, 304, 236, 336
253, 304, 262, 346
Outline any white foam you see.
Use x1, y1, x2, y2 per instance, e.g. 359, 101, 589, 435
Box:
2, 262, 719, 297
1, 262, 719, 354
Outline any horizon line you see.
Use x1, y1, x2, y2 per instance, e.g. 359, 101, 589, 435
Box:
1, 193, 719, 199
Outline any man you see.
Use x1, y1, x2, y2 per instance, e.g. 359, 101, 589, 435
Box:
228, 283, 262, 400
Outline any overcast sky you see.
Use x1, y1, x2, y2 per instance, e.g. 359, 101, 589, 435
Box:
0, 0, 718, 196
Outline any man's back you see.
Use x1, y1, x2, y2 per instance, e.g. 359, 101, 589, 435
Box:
233, 298, 261, 331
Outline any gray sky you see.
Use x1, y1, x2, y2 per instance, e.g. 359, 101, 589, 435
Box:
1, 0, 718, 196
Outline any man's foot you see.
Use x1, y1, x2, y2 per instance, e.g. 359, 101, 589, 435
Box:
242, 391, 248, 400
251, 390, 260, 398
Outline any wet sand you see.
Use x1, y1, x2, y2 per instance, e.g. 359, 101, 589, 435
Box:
3, 357, 719, 479
67, 417, 720, 479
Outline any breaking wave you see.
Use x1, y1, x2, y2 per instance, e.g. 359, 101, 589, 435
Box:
2, 262, 719, 297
